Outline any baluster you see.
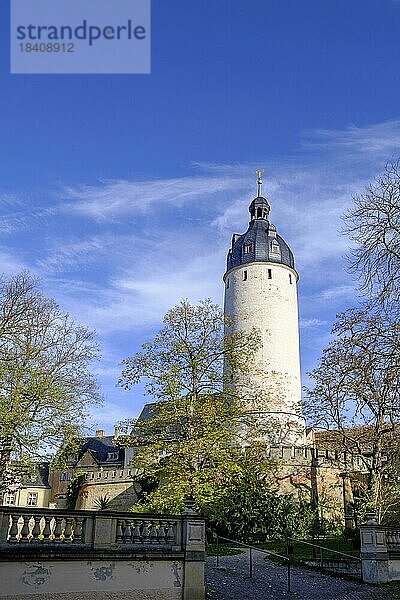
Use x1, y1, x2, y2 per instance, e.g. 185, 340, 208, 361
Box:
64, 517, 73, 542
42, 516, 52, 541
53, 516, 63, 542
159, 521, 167, 544
122, 520, 132, 543
20, 515, 30, 541
132, 519, 141, 543
8, 515, 19, 543
72, 517, 84, 543
150, 520, 159, 544
116, 519, 124, 543
31, 516, 41, 542
141, 521, 150, 543
166, 521, 176, 544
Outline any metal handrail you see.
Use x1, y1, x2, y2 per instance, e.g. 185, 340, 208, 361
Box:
287, 536, 361, 562
216, 535, 291, 592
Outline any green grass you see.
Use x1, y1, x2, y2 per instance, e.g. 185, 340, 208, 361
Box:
206, 543, 244, 557
258, 537, 359, 561
207, 536, 360, 562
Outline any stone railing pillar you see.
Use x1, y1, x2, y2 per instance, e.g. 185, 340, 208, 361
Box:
181, 500, 205, 600
360, 512, 389, 583
0, 511, 10, 543
92, 514, 116, 549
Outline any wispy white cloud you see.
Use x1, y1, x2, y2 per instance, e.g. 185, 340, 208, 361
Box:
37, 236, 108, 273
303, 119, 400, 157
299, 318, 328, 329
319, 284, 356, 301
61, 175, 248, 222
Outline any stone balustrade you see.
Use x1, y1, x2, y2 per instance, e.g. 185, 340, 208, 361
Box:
0, 506, 181, 550
6, 511, 86, 544
116, 517, 178, 546
0, 505, 205, 599
385, 528, 400, 550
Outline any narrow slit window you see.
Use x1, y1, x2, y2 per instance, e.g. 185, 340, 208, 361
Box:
289, 274, 292, 284
243, 270, 247, 281
267, 269, 272, 279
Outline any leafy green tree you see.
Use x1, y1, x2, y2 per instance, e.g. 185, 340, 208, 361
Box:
0, 272, 101, 496
203, 442, 278, 538
119, 299, 270, 516
65, 472, 86, 510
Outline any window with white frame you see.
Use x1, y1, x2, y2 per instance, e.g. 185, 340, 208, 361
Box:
27, 492, 38, 506
270, 240, 280, 255
4, 492, 15, 505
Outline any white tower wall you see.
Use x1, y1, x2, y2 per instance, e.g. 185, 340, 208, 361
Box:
224, 261, 305, 444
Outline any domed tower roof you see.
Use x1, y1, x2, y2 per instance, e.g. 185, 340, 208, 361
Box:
225, 170, 295, 273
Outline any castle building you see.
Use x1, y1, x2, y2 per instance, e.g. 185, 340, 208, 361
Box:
223, 170, 305, 445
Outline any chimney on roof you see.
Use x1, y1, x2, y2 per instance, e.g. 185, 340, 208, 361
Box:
114, 426, 120, 439
95, 429, 104, 438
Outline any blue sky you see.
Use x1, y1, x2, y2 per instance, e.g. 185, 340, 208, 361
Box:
1, 0, 400, 431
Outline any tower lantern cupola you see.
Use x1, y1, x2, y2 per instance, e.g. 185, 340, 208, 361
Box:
249, 169, 270, 220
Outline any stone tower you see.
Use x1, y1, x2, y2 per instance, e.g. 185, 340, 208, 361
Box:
223, 171, 305, 445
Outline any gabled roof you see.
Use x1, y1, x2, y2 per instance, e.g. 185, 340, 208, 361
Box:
77, 436, 124, 465
23, 463, 50, 488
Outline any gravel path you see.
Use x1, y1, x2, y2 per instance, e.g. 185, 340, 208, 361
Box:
205, 551, 400, 599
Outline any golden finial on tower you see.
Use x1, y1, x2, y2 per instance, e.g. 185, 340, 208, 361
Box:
255, 168, 265, 196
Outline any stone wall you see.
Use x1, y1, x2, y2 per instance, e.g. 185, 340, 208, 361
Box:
0, 559, 184, 599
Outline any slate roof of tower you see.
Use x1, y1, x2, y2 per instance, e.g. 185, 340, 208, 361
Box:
226, 195, 295, 272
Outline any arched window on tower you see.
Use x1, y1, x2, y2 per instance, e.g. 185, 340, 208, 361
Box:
243, 242, 253, 254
